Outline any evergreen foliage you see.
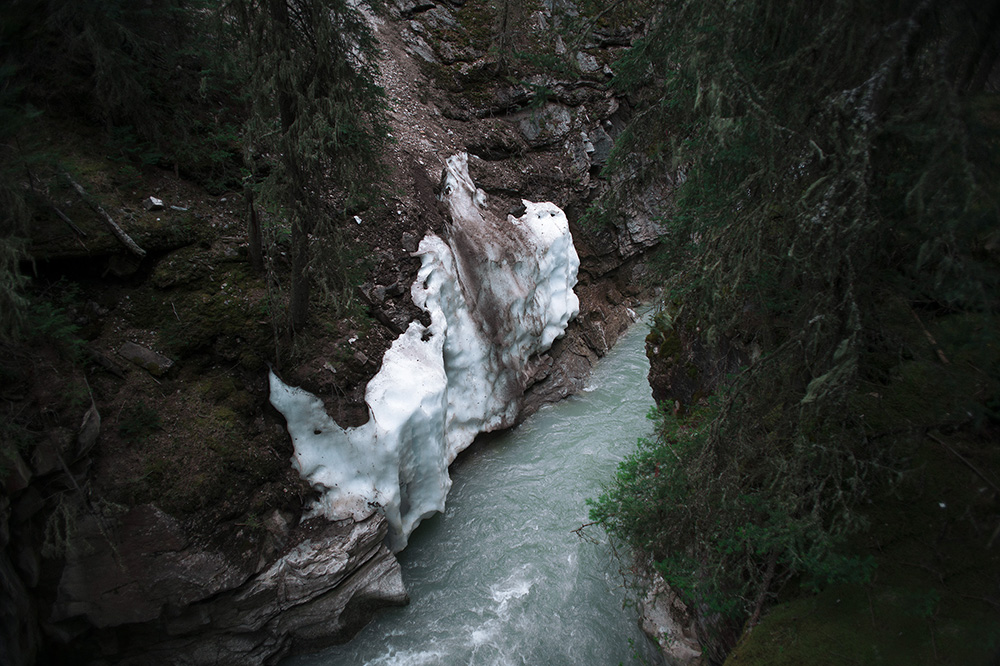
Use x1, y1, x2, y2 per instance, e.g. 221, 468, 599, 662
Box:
590, 0, 1000, 658
0, 64, 30, 341
228, 0, 390, 332
0, 0, 390, 339
2, 0, 247, 190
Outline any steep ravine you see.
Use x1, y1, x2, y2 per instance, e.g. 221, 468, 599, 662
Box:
1, 4, 668, 666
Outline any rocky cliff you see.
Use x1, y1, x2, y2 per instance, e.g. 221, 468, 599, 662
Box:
1, 3, 664, 665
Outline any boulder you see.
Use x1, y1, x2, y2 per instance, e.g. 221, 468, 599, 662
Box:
50, 507, 406, 666
51, 504, 245, 628
118, 342, 174, 376
518, 104, 574, 146
2, 452, 32, 495
29, 427, 74, 477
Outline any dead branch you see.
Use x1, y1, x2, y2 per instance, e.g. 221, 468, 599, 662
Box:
927, 431, 1000, 495
50, 204, 87, 237
749, 548, 779, 628
910, 307, 950, 365
63, 172, 146, 258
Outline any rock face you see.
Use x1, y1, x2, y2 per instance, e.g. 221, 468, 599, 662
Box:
52, 504, 246, 628
50, 508, 406, 666
638, 570, 705, 666
646, 309, 752, 413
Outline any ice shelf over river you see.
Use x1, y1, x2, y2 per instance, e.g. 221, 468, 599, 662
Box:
269, 153, 580, 551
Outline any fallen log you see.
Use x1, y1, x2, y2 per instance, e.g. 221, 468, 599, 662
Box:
63, 172, 146, 258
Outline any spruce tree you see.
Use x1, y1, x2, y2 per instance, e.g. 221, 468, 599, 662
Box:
228, 0, 389, 333
591, 0, 1000, 658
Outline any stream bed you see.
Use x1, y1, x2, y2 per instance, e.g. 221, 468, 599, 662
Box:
287, 314, 664, 666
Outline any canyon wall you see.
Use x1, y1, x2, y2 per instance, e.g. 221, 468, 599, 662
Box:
1, 4, 665, 665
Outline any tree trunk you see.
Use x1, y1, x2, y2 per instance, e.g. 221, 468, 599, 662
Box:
269, 0, 310, 332
497, 0, 511, 72
245, 187, 264, 273
289, 215, 310, 332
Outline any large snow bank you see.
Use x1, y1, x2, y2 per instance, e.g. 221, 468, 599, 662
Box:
270, 153, 579, 551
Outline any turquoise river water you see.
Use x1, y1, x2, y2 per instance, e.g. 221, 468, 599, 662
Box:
287, 314, 664, 666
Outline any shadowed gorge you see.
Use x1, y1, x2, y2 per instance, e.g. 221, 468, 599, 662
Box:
0, 1, 997, 665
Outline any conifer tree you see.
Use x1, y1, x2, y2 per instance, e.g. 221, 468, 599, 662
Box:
228, 0, 389, 332
0, 71, 29, 341
591, 0, 1000, 658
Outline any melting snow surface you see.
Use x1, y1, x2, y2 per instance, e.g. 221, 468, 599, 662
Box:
269, 153, 579, 551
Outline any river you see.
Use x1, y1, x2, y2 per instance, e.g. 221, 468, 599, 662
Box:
286, 313, 664, 666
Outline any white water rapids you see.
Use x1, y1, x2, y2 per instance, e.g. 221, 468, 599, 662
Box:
285, 314, 665, 666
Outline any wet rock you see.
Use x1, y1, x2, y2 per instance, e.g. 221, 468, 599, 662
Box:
639, 570, 704, 666
118, 342, 174, 377
522, 336, 596, 417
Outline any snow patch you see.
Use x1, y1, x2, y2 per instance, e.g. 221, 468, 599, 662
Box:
270, 153, 579, 551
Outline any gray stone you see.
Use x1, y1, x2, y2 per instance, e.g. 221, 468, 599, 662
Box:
144, 197, 165, 211
639, 570, 705, 666
52, 504, 245, 628
10, 487, 44, 525
0, 553, 39, 666
119, 342, 174, 376
518, 104, 573, 146
590, 125, 613, 166
401, 231, 419, 253
30, 427, 74, 477
13, 537, 40, 587
576, 51, 600, 72
3, 451, 32, 495
121, 514, 404, 666
400, 28, 438, 63
48, 507, 406, 666
76, 402, 101, 458
0, 496, 8, 550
